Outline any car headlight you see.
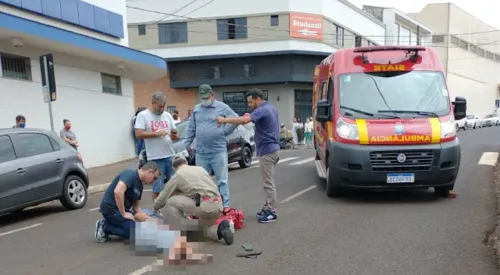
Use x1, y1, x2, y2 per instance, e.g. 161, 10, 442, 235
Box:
440, 117, 456, 139
336, 118, 359, 140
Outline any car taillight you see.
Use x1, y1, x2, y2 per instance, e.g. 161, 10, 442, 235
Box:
231, 143, 238, 149
77, 152, 83, 163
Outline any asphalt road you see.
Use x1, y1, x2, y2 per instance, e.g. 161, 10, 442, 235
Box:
0, 126, 499, 275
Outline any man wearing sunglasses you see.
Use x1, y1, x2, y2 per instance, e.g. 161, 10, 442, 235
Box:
94, 161, 161, 243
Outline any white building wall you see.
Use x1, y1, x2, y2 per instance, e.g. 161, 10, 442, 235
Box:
0, 1, 128, 46
126, 0, 386, 44
0, 51, 136, 168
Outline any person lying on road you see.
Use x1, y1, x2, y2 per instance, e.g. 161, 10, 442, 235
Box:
153, 155, 234, 245
94, 161, 160, 242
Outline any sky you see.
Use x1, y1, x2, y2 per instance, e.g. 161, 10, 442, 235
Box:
347, 0, 499, 30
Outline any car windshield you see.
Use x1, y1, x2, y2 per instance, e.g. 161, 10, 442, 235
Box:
466, 115, 475, 119
175, 121, 190, 139
338, 71, 450, 118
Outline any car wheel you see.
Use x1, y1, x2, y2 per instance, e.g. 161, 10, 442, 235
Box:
325, 167, 342, 198
60, 175, 88, 210
238, 146, 253, 168
455, 124, 459, 131
434, 185, 453, 198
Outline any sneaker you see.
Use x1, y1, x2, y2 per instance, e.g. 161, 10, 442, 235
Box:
257, 209, 277, 223
94, 219, 108, 243
256, 208, 266, 218
217, 220, 234, 245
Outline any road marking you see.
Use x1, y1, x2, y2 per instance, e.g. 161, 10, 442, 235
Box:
280, 185, 316, 203
290, 157, 315, 166
478, 152, 499, 166
0, 223, 43, 237
252, 160, 259, 164
128, 260, 162, 275
87, 207, 100, 212
278, 157, 299, 163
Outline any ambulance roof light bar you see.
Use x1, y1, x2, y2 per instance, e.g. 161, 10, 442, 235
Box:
354, 46, 426, 64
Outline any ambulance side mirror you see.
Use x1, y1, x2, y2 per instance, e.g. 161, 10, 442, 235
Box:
316, 100, 331, 122
452, 96, 466, 120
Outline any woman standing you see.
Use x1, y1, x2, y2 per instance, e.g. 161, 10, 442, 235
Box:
60, 119, 79, 149
304, 118, 313, 146
292, 118, 298, 145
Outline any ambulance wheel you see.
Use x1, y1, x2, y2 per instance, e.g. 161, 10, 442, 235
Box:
325, 167, 342, 198
434, 185, 453, 198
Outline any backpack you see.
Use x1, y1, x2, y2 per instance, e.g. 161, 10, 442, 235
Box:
221, 208, 244, 230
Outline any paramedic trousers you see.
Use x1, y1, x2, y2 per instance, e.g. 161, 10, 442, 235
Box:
259, 150, 280, 210
164, 194, 223, 241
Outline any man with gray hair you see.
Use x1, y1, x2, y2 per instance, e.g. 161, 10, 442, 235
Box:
153, 155, 234, 245
135, 92, 179, 201
184, 84, 239, 210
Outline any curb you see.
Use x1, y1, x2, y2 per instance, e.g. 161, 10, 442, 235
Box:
87, 183, 111, 195
486, 157, 500, 267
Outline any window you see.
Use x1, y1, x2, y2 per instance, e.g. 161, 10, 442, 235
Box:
354, 36, 362, 47
16, 133, 54, 158
217, 18, 248, 40
432, 35, 445, 43
477, 48, 485, 57
327, 78, 334, 103
167, 106, 177, 113
0, 135, 16, 163
158, 22, 188, 44
138, 24, 146, 35
335, 26, 344, 47
458, 39, 469, 50
450, 35, 459, 45
223, 91, 268, 115
270, 15, 279, 26
49, 137, 60, 151
321, 81, 327, 99
486, 51, 495, 60
1, 53, 32, 80
101, 73, 121, 95
338, 72, 450, 118
470, 45, 477, 54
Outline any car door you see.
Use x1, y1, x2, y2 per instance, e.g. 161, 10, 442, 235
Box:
11, 132, 64, 203
0, 134, 23, 211
226, 125, 244, 155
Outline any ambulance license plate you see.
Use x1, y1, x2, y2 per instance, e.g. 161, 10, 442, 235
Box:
386, 173, 415, 183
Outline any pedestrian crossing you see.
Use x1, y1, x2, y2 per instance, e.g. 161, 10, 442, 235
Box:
228, 155, 315, 169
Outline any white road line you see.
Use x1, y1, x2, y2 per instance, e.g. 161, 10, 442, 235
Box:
280, 185, 316, 203
87, 207, 100, 212
128, 260, 162, 275
478, 152, 499, 166
278, 157, 299, 164
0, 223, 43, 237
252, 160, 259, 164
290, 157, 315, 166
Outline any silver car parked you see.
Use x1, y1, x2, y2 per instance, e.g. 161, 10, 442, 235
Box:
0, 128, 89, 215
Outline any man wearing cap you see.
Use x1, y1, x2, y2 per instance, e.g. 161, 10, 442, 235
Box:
153, 155, 234, 245
184, 84, 239, 209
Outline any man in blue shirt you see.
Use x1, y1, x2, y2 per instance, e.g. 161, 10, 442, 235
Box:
216, 88, 280, 223
184, 84, 239, 209
94, 161, 160, 242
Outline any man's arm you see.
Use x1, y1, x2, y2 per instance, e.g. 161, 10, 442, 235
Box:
114, 181, 130, 216
222, 105, 240, 135
135, 112, 161, 139
132, 200, 143, 214
218, 116, 252, 125
154, 174, 181, 211
184, 109, 197, 147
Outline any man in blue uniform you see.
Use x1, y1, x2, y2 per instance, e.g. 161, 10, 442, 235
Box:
94, 161, 160, 242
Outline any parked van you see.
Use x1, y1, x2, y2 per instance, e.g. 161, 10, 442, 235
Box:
313, 46, 467, 198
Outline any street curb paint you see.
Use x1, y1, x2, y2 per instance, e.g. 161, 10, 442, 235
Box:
87, 183, 111, 194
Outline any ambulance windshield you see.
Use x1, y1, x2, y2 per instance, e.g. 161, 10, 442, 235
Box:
338, 71, 450, 118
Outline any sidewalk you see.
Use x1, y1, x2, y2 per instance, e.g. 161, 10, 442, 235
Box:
86, 158, 138, 194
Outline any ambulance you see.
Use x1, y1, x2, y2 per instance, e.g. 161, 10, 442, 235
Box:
312, 46, 467, 198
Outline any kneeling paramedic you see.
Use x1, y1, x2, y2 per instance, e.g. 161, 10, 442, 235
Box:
94, 161, 160, 242
153, 155, 234, 245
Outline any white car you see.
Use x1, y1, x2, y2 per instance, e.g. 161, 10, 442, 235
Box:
455, 117, 467, 131
482, 114, 499, 127
466, 114, 482, 129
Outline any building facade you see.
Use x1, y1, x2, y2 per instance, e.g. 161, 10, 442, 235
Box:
362, 5, 432, 46
0, 0, 166, 168
410, 3, 500, 117
127, 0, 386, 126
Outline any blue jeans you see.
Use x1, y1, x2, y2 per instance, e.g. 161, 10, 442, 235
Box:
196, 151, 230, 207
102, 210, 135, 239
152, 157, 175, 194
135, 139, 144, 156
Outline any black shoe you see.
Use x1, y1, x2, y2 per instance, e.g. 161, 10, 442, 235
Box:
217, 220, 234, 245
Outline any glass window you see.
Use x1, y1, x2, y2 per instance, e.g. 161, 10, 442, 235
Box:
222, 91, 268, 115
16, 133, 54, 158
49, 137, 61, 151
217, 18, 247, 40
0, 135, 16, 163
101, 73, 121, 95
466, 115, 475, 119
270, 15, 279, 26
338, 71, 450, 118
158, 22, 188, 44
1, 53, 32, 80
138, 24, 146, 35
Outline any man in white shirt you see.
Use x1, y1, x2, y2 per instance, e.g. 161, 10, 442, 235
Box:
135, 92, 179, 200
